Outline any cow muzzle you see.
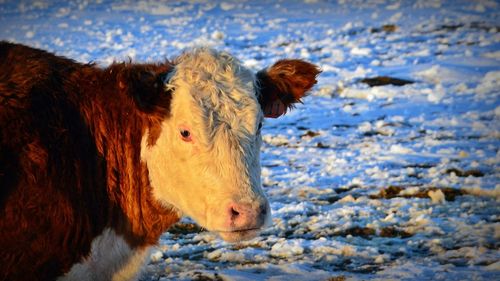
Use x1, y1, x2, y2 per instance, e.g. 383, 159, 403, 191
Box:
216, 200, 270, 242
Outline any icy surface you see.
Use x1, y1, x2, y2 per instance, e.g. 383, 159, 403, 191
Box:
1, 0, 499, 280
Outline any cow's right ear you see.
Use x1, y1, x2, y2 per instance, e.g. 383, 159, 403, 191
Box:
116, 64, 174, 114
256, 59, 321, 118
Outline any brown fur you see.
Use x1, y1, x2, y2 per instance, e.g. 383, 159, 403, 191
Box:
257, 59, 321, 117
0, 42, 179, 280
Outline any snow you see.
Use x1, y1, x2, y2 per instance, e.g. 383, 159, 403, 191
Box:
428, 189, 446, 204
1, 0, 499, 280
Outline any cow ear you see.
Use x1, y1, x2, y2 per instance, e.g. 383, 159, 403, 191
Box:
116, 64, 173, 113
256, 59, 321, 118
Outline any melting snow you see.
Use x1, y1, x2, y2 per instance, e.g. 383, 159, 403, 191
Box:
1, 0, 499, 280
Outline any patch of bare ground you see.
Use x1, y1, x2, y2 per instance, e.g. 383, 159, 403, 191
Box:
370, 186, 466, 201
317, 226, 412, 239
371, 24, 398, 33
361, 76, 414, 87
325, 276, 346, 281
445, 168, 484, 177
337, 227, 375, 238
301, 130, 321, 138
379, 226, 412, 238
316, 142, 330, 149
191, 272, 223, 281
168, 223, 204, 235
335, 184, 361, 194
434, 22, 500, 33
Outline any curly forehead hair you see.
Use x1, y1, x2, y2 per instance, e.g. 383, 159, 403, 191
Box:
167, 47, 261, 139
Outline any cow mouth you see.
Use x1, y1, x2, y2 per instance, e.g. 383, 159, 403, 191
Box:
216, 228, 261, 242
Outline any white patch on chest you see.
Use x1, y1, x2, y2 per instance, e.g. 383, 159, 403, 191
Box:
58, 228, 150, 281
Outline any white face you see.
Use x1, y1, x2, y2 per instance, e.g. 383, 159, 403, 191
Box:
141, 48, 271, 242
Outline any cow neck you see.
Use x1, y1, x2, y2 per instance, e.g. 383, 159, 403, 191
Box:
72, 65, 180, 248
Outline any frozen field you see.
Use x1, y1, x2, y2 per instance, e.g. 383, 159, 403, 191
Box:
1, 0, 499, 280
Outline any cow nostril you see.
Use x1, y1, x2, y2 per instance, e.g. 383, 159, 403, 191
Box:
260, 206, 267, 216
230, 207, 240, 217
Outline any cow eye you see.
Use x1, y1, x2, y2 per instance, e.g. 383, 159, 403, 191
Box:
180, 129, 192, 141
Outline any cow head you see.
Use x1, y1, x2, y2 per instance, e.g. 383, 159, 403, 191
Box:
141, 48, 320, 242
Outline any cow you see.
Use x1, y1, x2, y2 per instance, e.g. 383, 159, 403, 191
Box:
0, 41, 320, 281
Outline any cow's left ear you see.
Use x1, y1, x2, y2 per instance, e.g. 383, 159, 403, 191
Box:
116, 64, 173, 113
256, 59, 321, 118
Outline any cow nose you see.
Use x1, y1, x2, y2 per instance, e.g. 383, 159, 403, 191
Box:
227, 202, 268, 229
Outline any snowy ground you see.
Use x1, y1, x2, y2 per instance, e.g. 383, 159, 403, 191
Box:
1, 0, 499, 280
